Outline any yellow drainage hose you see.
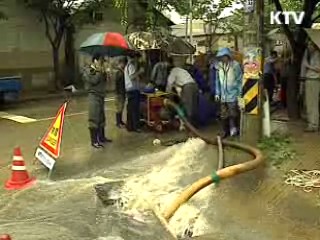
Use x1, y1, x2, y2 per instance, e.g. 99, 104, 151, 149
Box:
162, 99, 264, 221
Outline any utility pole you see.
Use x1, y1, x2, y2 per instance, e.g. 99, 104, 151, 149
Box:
185, 15, 189, 41
240, 0, 264, 144
189, 0, 193, 63
189, 0, 193, 45
257, 0, 265, 121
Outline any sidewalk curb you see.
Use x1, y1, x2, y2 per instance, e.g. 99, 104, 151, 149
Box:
18, 89, 115, 103
19, 90, 87, 103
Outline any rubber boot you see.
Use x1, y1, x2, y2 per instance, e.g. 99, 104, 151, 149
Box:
98, 127, 112, 143
229, 117, 239, 137
220, 119, 230, 139
116, 113, 125, 128
89, 128, 103, 148
116, 113, 121, 128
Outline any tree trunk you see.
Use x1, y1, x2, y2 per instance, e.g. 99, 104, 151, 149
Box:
52, 46, 61, 90
287, 41, 305, 119
286, 22, 311, 119
234, 34, 239, 51
64, 24, 76, 87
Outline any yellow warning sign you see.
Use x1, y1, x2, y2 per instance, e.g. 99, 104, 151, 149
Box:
39, 102, 67, 158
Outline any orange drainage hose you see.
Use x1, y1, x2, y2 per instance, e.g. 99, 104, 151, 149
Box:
162, 100, 264, 221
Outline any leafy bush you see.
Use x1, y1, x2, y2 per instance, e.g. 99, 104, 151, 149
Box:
258, 134, 296, 166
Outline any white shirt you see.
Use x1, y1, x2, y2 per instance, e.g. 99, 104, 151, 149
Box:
166, 67, 195, 92
124, 60, 138, 91
301, 50, 320, 79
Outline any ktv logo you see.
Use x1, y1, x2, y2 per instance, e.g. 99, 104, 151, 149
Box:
270, 11, 305, 25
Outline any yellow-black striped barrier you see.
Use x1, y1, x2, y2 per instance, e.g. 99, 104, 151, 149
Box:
242, 78, 258, 114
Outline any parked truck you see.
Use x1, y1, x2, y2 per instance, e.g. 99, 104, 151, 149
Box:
0, 76, 22, 104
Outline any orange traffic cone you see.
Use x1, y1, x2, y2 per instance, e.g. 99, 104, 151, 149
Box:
0, 234, 12, 240
5, 147, 36, 190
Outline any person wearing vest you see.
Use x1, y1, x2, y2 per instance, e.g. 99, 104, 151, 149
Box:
83, 54, 112, 148
214, 48, 243, 138
300, 41, 320, 132
124, 54, 143, 132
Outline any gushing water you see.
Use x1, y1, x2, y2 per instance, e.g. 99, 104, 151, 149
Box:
0, 138, 217, 239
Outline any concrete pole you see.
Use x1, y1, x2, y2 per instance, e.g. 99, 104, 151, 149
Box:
189, 0, 193, 44
241, 0, 264, 144
189, 0, 193, 63
185, 15, 189, 41
257, 0, 265, 129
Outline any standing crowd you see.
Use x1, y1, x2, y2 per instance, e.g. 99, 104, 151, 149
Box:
82, 42, 320, 148
82, 48, 245, 148
263, 41, 320, 133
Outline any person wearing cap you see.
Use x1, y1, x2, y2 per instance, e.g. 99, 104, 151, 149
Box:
214, 47, 243, 138
83, 54, 112, 148
166, 56, 199, 126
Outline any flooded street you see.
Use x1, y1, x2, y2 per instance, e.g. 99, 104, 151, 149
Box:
0, 97, 319, 239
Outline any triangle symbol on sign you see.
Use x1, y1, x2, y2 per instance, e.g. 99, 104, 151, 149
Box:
39, 102, 67, 158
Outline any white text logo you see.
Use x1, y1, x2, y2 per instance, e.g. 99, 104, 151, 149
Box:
270, 11, 305, 25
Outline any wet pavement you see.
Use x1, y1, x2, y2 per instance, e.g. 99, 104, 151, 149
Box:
0, 97, 319, 239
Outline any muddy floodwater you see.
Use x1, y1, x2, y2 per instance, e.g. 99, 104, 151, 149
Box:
0, 139, 220, 239
0, 137, 319, 240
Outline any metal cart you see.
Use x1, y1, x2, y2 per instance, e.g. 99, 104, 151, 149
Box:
141, 91, 180, 132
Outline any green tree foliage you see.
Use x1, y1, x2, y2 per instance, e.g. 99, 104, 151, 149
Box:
112, 0, 174, 31
21, 0, 109, 89
112, 0, 236, 48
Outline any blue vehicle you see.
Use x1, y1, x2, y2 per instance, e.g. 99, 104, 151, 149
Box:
0, 76, 22, 104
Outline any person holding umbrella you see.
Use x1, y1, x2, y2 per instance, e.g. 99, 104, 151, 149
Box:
83, 53, 112, 148
80, 31, 134, 141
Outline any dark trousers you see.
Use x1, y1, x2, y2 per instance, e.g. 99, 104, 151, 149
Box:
88, 93, 105, 129
126, 90, 140, 131
219, 101, 240, 136
181, 83, 199, 126
263, 73, 275, 102
280, 77, 287, 107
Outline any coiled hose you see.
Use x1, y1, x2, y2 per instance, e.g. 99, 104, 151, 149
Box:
162, 99, 264, 221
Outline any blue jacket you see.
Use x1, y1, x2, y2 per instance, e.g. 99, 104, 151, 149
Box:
214, 48, 243, 102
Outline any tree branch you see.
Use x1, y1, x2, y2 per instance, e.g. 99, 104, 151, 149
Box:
272, 0, 296, 48
42, 10, 54, 46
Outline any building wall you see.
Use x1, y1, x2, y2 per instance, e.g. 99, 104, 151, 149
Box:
193, 34, 243, 54
0, 0, 124, 92
171, 21, 243, 53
